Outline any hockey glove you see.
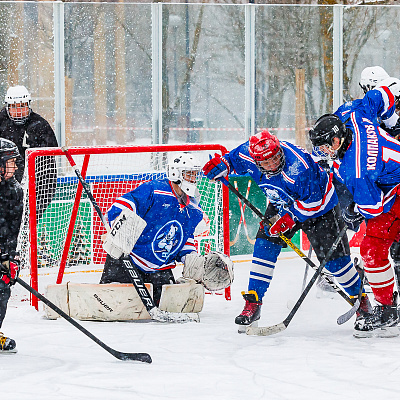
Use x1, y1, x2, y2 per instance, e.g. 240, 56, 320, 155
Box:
269, 213, 296, 237
0, 253, 20, 286
342, 202, 364, 232
382, 119, 400, 140
202, 154, 230, 181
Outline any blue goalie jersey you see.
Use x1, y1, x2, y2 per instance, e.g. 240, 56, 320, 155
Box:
223, 141, 338, 222
106, 178, 204, 272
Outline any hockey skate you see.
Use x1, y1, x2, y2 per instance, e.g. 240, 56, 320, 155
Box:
0, 332, 17, 354
316, 275, 336, 299
235, 291, 262, 333
354, 293, 399, 338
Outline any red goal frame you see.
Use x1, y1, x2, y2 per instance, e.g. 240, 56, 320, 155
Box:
24, 144, 230, 309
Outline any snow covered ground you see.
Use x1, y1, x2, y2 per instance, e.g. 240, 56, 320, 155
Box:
3, 253, 400, 400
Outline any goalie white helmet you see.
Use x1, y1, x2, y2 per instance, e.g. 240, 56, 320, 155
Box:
5, 85, 31, 125
359, 66, 390, 94
167, 153, 202, 197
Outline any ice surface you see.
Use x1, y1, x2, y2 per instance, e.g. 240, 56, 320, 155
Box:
3, 254, 400, 400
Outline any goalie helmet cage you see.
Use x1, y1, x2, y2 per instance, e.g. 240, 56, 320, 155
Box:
18, 144, 230, 310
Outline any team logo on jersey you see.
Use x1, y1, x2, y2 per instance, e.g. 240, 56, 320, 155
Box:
288, 159, 301, 175
152, 220, 184, 261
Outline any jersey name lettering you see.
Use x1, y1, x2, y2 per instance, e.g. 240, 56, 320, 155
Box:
366, 126, 378, 170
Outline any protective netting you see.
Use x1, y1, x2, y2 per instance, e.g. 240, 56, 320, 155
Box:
17, 147, 228, 283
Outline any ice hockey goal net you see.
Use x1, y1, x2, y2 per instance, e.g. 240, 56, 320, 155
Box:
18, 144, 230, 309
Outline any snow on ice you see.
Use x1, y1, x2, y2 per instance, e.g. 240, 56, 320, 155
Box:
2, 253, 400, 400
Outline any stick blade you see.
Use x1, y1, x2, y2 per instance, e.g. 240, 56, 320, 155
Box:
149, 308, 200, 323
246, 322, 287, 336
337, 299, 360, 325
112, 351, 152, 363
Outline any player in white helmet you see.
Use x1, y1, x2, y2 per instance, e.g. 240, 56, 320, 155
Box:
100, 152, 233, 307
359, 66, 390, 94
4, 86, 32, 125
0, 85, 58, 223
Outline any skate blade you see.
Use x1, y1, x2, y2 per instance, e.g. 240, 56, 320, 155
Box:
376, 326, 400, 338
353, 329, 374, 339
0, 348, 18, 354
237, 320, 258, 334
353, 326, 399, 339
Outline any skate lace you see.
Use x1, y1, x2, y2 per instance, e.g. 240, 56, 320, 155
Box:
241, 300, 259, 317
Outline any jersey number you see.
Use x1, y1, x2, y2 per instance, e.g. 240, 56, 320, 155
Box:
382, 147, 400, 165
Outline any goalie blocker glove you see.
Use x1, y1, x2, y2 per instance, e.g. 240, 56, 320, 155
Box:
183, 251, 234, 291
102, 208, 147, 259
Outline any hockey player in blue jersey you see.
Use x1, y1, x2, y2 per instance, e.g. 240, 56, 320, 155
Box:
100, 153, 233, 307
203, 130, 366, 333
309, 94, 400, 337
336, 76, 400, 290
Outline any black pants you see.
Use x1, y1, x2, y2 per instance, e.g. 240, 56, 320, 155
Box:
100, 255, 175, 306
257, 204, 350, 264
0, 280, 10, 329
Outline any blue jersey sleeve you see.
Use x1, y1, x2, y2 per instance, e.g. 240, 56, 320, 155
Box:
106, 182, 154, 226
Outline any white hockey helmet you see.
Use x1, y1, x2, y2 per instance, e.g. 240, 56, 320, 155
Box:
377, 77, 400, 104
359, 66, 390, 94
5, 85, 32, 124
167, 153, 202, 197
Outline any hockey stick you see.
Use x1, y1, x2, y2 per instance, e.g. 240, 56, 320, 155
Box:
15, 277, 151, 362
218, 178, 354, 307
61, 147, 199, 324
337, 267, 364, 325
246, 225, 348, 336
301, 247, 312, 292
230, 180, 251, 246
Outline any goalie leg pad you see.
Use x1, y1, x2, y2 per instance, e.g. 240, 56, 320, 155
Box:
182, 252, 205, 282
103, 208, 147, 259
44, 283, 153, 321
202, 252, 234, 291
159, 279, 204, 313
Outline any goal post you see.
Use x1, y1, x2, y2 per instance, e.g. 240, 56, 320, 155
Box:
18, 144, 230, 310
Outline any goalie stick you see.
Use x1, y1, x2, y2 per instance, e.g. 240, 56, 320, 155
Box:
246, 225, 348, 336
16, 277, 152, 362
218, 178, 360, 324
61, 146, 199, 324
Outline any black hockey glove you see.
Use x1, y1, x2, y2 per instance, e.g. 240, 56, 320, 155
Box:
0, 252, 20, 286
342, 202, 364, 232
381, 119, 400, 141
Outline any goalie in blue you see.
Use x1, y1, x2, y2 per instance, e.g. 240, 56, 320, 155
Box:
100, 153, 233, 306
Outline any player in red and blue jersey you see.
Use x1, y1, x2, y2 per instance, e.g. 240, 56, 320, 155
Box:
309, 83, 400, 337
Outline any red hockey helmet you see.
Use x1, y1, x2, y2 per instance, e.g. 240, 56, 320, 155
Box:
249, 130, 285, 176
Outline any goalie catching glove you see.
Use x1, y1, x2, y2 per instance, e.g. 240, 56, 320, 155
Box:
183, 251, 234, 291
102, 208, 147, 259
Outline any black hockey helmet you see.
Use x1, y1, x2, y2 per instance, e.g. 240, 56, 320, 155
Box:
309, 114, 347, 147
0, 138, 20, 166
